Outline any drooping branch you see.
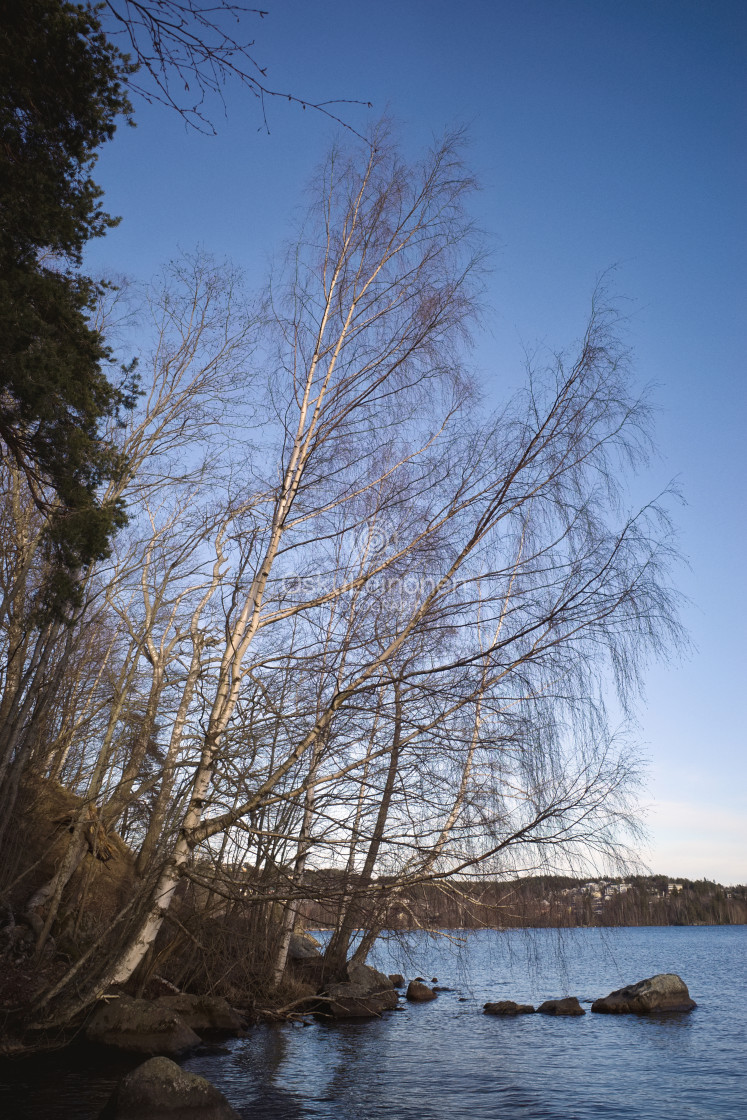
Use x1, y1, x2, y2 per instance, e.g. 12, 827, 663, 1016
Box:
102, 1, 371, 133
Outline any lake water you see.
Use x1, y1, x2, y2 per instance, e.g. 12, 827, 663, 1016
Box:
1, 925, 745, 1119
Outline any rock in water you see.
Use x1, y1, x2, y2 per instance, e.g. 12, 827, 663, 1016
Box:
406, 980, 437, 1002
86, 995, 200, 1055
537, 997, 585, 1016
101, 1056, 239, 1119
591, 973, 696, 1014
389, 973, 405, 988
346, 961, 394, 992
483, 1000, 535, 1016
324, 961, 399, 1018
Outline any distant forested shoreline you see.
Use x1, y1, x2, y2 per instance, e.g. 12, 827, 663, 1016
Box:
298, 873, 747, 930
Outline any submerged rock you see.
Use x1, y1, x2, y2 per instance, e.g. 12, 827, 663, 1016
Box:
537, 997, 585, 1016
86, 995, 200, 1056
406, 980, 437, 1002
483, 1000, 535, 1016
100, 1055, 239, 1119
155, 995, 243, 1034
591, 973, 696, 1014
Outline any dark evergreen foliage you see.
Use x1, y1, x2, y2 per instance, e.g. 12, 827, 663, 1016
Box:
0, 0, 136, 613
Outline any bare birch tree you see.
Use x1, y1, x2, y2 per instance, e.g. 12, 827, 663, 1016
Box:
3, 127, 680, 1027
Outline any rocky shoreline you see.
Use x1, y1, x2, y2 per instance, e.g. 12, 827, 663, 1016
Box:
0, 930, 701, 1117
6, 963, 695, 1118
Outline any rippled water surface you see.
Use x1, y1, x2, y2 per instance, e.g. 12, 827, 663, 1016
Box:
2, 925, 745, 1119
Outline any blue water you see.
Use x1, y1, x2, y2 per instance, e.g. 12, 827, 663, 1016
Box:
1, 926, 745, 1118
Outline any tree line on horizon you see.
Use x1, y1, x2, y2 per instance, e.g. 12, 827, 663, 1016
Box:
295, 874, 747, 932
0, 2, 684, 1035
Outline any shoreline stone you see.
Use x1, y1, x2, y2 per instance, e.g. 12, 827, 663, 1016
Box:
591, 973, 696, 1014
323, 961, 398, 1018
86, 996, 201, 1056
100, 1056, 239, 1119
406, 980, 437, 1002
537, 997, 585, 1016
154, 995, 243, 1034
288, 932, 323, 961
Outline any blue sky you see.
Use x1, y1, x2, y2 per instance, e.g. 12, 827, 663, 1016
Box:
86, 0, 746, 883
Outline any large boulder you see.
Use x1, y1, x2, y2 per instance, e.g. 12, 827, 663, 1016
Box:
288, 931, 323, 961
406, 980, 437, 1002
591, 973, 696, 1014
483, 1000, 535, 1016
346, 961, 393, 991
287, 934, 326, 987
537, 997, 585, 1016
100, 1056, 239, 1119
155, 995, 243, 1033
86, 996, 201, 1056
323, 961, 398, 1019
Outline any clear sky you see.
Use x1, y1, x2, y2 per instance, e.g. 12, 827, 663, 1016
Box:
85, 0, 746, 884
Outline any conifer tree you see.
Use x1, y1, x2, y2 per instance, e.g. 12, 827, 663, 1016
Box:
0, 0, 135, 612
